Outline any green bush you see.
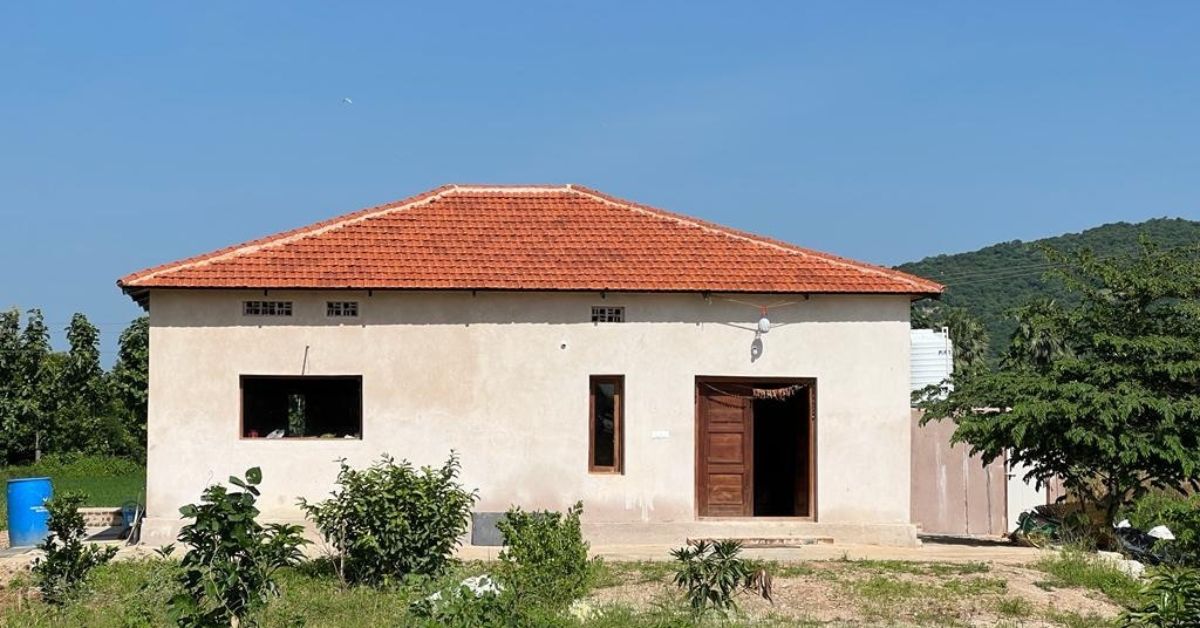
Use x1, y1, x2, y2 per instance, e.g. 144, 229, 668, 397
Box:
1120, 567, 1200, 627
13, 453, 143, 479
496, 501, 599, 614
300, 453, 478, 586
671, 539, 762, 616
1125, 492, 1200, 566
32, 492, 118, 604
412, 502, 598, 626
168, 467, 308, 627
410, 578, 511, 627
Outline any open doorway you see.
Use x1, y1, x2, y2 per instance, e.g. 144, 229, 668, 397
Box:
752, 392, 810, 516
696, 378, 815, 518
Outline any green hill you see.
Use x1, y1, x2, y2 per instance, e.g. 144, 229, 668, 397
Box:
897, 217, 1200, 360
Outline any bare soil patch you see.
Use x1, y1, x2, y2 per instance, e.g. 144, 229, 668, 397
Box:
588, 560, 1122, 626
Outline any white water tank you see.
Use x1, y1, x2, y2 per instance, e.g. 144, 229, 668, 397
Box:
910, 327, 954, 392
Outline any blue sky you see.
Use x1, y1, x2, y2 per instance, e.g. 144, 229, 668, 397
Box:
2, 2, 1198, 360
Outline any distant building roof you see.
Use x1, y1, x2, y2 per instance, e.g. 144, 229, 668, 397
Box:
119, 184, 944, 301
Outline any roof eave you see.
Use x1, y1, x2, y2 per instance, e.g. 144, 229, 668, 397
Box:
117, 283, 942, 302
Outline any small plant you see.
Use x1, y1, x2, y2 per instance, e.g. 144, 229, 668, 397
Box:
32, 492, 118, 604
410, 581, 509, 627
1121, 567, 1200, 627
1125, 492, 1200, 566
168, 467, 307, 627
670, 539, 766, 615
995, 596, 1034, 618
496, 501, 599, 614
299, 452, 477, 586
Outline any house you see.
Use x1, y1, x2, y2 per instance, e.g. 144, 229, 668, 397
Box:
118, 184, 944, 547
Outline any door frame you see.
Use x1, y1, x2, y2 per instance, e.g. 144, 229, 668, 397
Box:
694, 376, 817, 521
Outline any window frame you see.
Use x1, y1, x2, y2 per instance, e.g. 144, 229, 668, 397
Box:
590, 306, 625, 323
588, 375, 624, 474
242, 300, 294, 317
326, 301, 360, 318
238, 374, 363, 441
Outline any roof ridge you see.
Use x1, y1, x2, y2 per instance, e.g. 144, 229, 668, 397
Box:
563, 185, 941, 292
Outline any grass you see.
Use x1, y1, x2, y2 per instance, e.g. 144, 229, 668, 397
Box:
0, 555, 1138, 626
0, 456, 145, 532
0, 560, 800, 628
841, 558, 991, 577
994, 596, 1034, 618
592, 559, 676, 588
1032, 550, 1143, 608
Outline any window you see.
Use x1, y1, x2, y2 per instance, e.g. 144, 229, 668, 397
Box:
241, 376, 362, 439
326, 301, 359, 318
243, 301, 293, 317
589, 375, 624, 473
591, 306, 624, 323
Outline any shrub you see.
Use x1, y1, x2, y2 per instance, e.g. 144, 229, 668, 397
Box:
300, 452, 478, 586
410, 580, 510, 627
1125, 492, 1200, 566
32, 492, 118, 604
671, 539, 766, 615
168, 467, 307, 627
18, 453, 143, 478
496, 501, 599, 613
1120, 567, 1200, 627
413, 502, 598, 626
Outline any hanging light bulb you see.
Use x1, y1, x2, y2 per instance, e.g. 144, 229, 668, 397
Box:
757, 307, 771, 334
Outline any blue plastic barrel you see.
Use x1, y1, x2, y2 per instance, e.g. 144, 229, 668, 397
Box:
7, 477, 52, 547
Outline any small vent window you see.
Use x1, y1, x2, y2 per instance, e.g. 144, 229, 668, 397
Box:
243, 301, 293, 317
327, 301, 359, 318
591, 306, 625, 323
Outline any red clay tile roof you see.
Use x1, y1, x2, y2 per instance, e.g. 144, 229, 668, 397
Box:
117, 184, 943, 297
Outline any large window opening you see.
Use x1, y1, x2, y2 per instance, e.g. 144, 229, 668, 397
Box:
752, 391, 810, 516
241, 376, 362, 439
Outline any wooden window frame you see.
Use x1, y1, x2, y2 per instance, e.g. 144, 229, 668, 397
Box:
588, 375, 624, 474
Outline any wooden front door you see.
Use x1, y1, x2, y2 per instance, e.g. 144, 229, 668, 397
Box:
697, 387, 753, 516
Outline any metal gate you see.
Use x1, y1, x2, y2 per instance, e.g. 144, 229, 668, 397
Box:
910, 409, 1007, 536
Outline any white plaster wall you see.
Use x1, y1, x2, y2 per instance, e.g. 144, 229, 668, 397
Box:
145, 290, 913, 535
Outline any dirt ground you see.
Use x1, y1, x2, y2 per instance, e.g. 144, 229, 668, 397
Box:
0, 541, 1123, 626
587, 560, 1122, 626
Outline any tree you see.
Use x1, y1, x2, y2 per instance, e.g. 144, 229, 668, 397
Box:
17, 310, 53, 462
111, 316, 148, 458
0, 309, 23, 462
50, 314, 117, 455
919, 240, 1200, 524
0, 309, 147, 462
1002, 298, 1069, 370
0, 310, 54, 463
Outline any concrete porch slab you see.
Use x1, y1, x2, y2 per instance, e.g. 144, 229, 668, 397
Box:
458, 538, 1046, 565
580, 520, 922, 548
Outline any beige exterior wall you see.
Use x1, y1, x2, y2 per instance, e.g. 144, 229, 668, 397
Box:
143, 289, 916, 545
